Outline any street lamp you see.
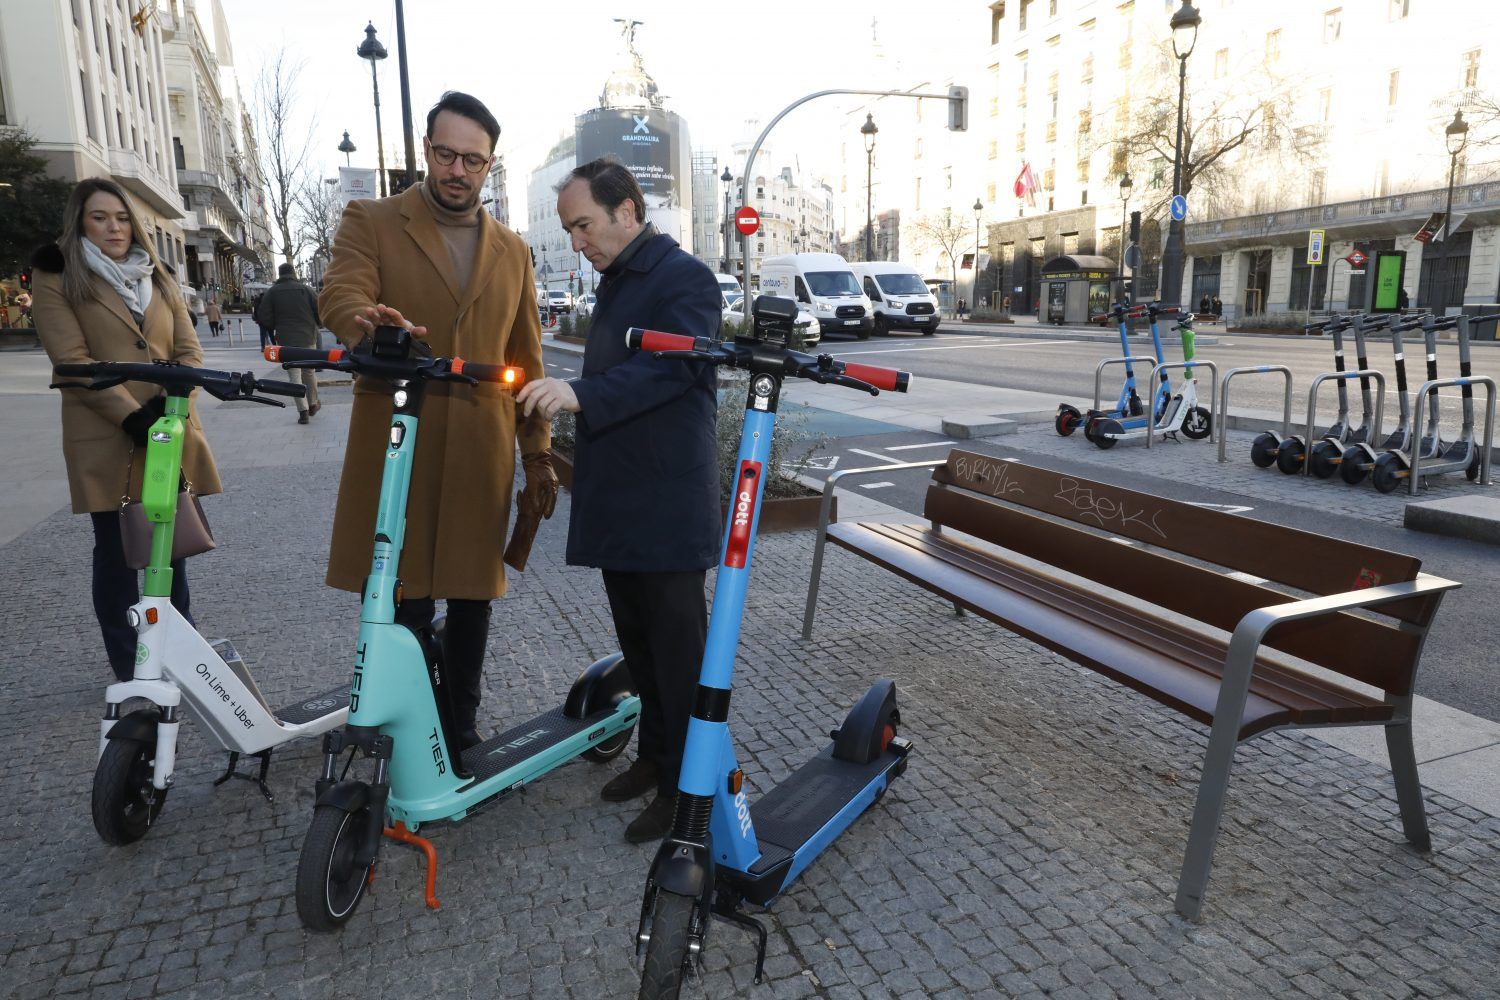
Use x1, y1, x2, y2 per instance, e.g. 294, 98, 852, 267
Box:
356, 22, 388, 197
721, 165, 733, 275
1118, 171, 1133, 295
337, 130, 356, 167
1434, 109, 1469, 313
1159, 0, 1201, 306
972, 198, 983, 310
861, 112, 878, 261
800, 226, 809, 253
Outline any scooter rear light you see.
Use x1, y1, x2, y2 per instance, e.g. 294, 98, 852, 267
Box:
727, 769, 744, 795
145, 607, 159, 625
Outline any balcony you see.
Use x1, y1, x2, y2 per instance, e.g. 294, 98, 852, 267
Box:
108, 148, 183, 219
178, 169, 245, 226
1185, 180, 1500, 249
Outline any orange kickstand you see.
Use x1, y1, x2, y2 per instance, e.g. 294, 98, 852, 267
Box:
383, 821, 441, 909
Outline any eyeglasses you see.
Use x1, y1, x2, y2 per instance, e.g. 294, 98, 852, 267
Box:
429, 143, 491, 174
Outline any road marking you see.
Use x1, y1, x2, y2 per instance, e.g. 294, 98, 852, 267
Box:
885, 440, 960, 451
825, 339, 1077, 357
794, 455, 840, 470
848, 448, 895, 462
859, 482, 895, 490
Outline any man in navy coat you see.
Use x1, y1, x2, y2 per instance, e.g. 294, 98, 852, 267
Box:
519, 157, 720, 842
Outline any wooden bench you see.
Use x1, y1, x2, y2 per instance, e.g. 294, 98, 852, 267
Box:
801, 451, 1461, 919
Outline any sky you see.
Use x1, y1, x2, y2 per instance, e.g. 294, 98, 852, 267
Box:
218, 0, 984, 230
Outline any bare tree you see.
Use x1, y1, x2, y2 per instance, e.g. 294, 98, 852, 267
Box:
254, 51, 316, 266
297, 176, 344, 269
907, 209, 969, 313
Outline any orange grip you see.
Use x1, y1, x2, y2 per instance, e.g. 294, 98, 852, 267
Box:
842, 362, 906, 392
637, 329, 697, 352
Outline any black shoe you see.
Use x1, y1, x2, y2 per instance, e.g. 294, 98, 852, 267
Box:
297, 412, 310, 424
625, 793, 677, 844
601, 758, 658, 802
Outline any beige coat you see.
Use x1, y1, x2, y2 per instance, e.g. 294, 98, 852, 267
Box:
31, 254, 221, 514
318, 185, 547, 600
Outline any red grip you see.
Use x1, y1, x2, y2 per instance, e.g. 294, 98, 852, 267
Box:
637, 329, 697, 353
265, 346, 343, 363
452, 358, 524, 388
842, 362, 907, 392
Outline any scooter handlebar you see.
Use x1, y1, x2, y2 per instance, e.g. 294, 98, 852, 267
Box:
625, 328, 700, 353
264, 345, 346, 364
840, 362, 909, 393
449, 359, 525, 389
253, 378, 307, 398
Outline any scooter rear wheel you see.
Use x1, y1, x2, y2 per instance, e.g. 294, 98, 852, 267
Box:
1275, 439, 1305, 475
1339, 447, 1370, 485
1308, 440, 1342, 479
296, 802, 375, 931
1055, 405, 1081, 437
639, 890, 696, 1000
583, 726, 634, 763
92, 732, 168, 845
1091, 418, 1122, 449
1372, 453, 1406, 495
1180, 406, 1212, 441
1249, 432, 1279, 468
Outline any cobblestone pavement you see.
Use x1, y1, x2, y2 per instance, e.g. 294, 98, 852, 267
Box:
4, 420, 1500, 999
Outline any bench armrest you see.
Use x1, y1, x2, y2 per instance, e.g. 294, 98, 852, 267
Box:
817, 459, 948, 534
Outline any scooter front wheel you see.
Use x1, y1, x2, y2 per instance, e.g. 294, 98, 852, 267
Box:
1091, 418, 1122, 449
1055, 405, 1081, 437
639, 890, 696, 1000
1372, 453, 1406, 495
1249, 432, 1279, 468
1180, 406, 1212, 441
296, 802, 375, 931
92, 733, 169, 845
1275, 439, 1305, 475
1308, 440, 1342, 479
583, 725, 634, 763
1339, 447, 1370, 485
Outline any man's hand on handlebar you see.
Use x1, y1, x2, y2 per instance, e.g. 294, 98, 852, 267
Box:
516, 376, 579, 420
353, 303, 428, 340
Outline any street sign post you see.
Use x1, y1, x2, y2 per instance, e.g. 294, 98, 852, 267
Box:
734, 206, 760, 236
1308, 229, 1325, 265
1169, 195, 1188, 222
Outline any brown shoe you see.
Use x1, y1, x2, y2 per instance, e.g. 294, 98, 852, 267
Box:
601, 758, 658, 802
309, 402, 321, 418
625, 792, 677, 844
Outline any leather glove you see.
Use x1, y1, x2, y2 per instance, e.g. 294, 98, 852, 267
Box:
519, 451, 559, 519
121, 395, 167, 445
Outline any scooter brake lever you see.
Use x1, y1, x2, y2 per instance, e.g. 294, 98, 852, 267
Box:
651, 349, 722, 362
239, 395, 288, 408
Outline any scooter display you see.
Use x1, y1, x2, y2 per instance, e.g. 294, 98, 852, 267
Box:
50, 361, 347, 844
1372, 314, 1496, 493
629, 297, 915, 1000
1340, 313, 1426, 485
1307, 313, 1388, 478
1087, 303, 1211, 448
1250, 315, 1350, 469
271, 330, 641, 931
1056, 300, 1146, 436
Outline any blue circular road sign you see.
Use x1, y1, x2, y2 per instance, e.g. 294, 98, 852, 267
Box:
1170, 195, 1188, 222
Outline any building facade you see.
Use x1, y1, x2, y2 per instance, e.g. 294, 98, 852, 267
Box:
483, 155, 510, 227
724, 136, 838, 290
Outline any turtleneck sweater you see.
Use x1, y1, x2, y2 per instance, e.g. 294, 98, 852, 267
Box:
419, 181, 483, 297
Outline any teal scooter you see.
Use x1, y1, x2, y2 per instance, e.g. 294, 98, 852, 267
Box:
270, 329, 640, 930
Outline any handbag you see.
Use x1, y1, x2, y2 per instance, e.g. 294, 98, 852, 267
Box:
118, 446, 216, 570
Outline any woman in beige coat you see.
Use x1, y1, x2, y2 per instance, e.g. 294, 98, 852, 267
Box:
32, 177, 221, 681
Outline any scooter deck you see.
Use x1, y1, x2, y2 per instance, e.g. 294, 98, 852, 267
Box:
274, 685, 348, 726
747, 745, 904, 878
461, 705, 606, 783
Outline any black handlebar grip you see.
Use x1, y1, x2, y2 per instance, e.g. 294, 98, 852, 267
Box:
451, 359, 525, 388
54, 363, 97, 378
254, 378, 308, 398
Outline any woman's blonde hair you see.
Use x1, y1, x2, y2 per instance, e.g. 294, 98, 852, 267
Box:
57, 177, 175, 307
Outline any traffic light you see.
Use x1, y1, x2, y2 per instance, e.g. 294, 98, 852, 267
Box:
947, 86, 969, 132
1129, 210, 1141, 245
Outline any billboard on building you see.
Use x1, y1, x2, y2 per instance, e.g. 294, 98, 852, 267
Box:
575, 107, 692, 244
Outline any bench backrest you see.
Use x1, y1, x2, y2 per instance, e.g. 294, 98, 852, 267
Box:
926, 451, 1436, 695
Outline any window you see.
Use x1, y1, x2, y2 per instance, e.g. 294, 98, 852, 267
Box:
987, 182, 997, 202
1049, 0, 1057, 15
1319, 88, 1332, 122
991, 2, 1004, 44
1046, 121, 1057, 142
107, 23, 117, 71
80, 71, 98, 139
1323, 8, 1341, 43
915, 177, 922, 210
1150, 157, 1165, 190
1019, 0, 1029, 31
1078, 108, 1092, 134
1077, 159, 1090, 183
1388, 70, 1399, 106
1016, 129, 1027, 151
1265, 29, 1281, 64
1309, 169, 1326, 205
1082, 55, 1094, 82
915, 138, 923, 158
1389, 0, 1408, 18
1376, 160, 1390, 198
1464, 49, 1480, 89
1047, 70, 1058, 95
1215, 48, 1228, 79
1043, 162, 1055, 190
945, 167, 953, 191
988, 139, 998, 159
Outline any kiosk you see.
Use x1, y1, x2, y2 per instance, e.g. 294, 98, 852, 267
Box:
1039, 255, 1118, 325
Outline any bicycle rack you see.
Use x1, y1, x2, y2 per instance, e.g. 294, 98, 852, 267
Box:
1217, 365, 1293, 463
1155, 359, 1219, 444
1092, 356, 1161, 450
1302, 369, 1386, 476
1407, 375, 1497, 495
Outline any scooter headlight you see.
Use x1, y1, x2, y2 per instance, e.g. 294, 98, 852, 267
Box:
126, 608, 140, 628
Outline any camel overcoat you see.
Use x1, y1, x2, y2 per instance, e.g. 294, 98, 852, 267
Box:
30, 245, 222, 514
318, 185, 547, 600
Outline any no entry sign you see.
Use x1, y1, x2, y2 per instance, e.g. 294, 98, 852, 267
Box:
734, 206, 760, 236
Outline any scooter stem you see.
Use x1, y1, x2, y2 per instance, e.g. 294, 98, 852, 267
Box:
143, 394, 192, 598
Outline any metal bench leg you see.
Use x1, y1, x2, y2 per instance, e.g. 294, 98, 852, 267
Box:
951, 602, 966, 618
800, 487, 841, 640
1384, 710, 1431, 852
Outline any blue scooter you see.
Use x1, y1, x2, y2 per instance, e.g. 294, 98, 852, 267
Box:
1084, 301, 1184, 448
629, 297, 915, 999
1056, 300, 1147, 436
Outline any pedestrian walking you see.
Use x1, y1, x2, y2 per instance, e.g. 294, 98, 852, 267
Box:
205, 297, 222, 337
254, 263, 323, 424
319, 91, 553, 754
1199, 294, 1210, 315
958, 297, 967, 318
1398, 287, 1410, 311
251, 293, 275, 350
518, 156, 721, 844
29, 177, 221, 682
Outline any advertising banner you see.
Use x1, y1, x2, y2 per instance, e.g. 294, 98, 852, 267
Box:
575, 107, 691, 243
338, 167, 378, 207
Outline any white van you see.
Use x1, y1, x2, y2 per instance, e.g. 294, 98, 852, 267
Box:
715, 274, 742, 300
759, 252, 873, 339
849, 262, 940, 336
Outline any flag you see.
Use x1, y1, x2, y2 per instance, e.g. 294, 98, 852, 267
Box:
1013, 162, 1038, 207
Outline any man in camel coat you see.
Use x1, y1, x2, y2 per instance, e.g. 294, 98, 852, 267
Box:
317, 91, 554, 753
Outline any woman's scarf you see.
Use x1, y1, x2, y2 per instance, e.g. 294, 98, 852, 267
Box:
81, 239, 154, 323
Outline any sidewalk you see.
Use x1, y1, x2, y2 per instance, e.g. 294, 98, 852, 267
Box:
2, 341, 1498, 997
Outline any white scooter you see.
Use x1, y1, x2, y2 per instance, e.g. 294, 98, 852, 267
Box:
53, 360, 350, 845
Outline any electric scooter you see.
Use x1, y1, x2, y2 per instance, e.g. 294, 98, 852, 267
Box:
1250, 315, 1351, 468
1307, 313, 1388, 478
1056, 300, 1146, 436
630, 297, 915, 999
1340, 313, 1426, 484
271, 329, 641, 931
1371, 314, 1494, 493
1087, 303, 1211, 448
50, 361, 348, 845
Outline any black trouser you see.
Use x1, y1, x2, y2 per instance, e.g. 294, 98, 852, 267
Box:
258, 325, 276, 350
394, 597, 492, 741
601, 570, 708, 796
90, 512, 191, 681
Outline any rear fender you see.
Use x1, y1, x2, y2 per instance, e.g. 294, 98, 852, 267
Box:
832, 679, 898, 764
563, 651, 634, 719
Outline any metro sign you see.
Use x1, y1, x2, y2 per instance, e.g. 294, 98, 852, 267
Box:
734, 206, 760, 236
1344, 249, 1368, 268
